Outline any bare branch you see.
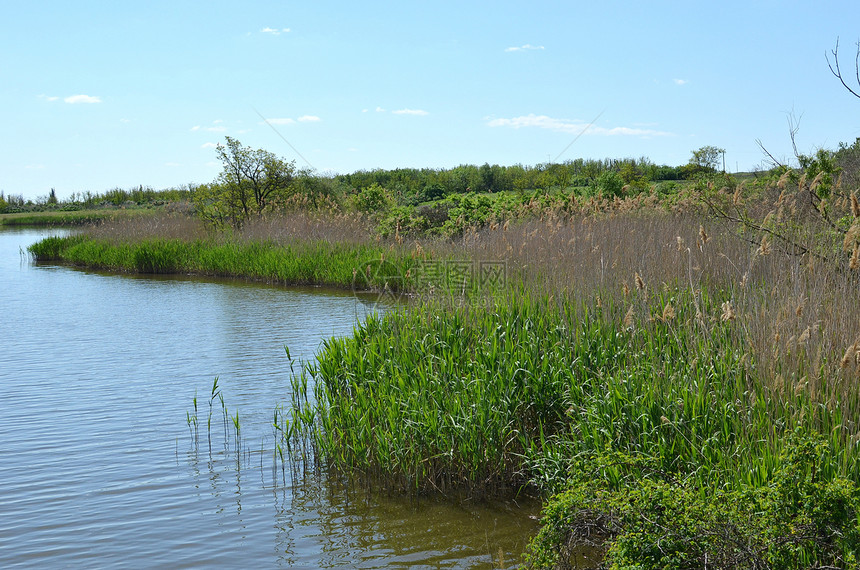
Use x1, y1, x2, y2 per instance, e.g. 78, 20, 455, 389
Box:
702, 192, 820, 260
755, 139, 786, 169
826, 37, 860, 99
787, 112, 802, 160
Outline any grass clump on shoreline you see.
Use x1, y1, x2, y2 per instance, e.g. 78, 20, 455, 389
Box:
296, 292, 752, 495
32, 235, 412, 287
28, 213, 420, 290
0, 208, 160, 227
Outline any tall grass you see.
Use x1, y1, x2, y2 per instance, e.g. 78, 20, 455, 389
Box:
438, 210, 860, 420
294, 288, 859, 498
28, 213, 422, 290
0, 208, 156, 227
275, 205, 860, 498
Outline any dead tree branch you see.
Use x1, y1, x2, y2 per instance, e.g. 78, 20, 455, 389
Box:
826, 37, 860, 99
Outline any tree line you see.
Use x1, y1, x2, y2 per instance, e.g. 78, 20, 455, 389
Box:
189, 138, 736, 228
11, 136, 860, 230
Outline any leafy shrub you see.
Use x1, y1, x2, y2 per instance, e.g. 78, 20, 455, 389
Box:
596, 171, 624, 197
835, 137, 860, 190
414, 202, 450, 227
436, 192, 495, 235
352, 183, 391, 213
527, 433, 860, 570
419, 182, 448, 203
376, 206, 430, 238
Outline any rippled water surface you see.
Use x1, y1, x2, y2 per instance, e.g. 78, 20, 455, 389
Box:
0, 227, 538, 568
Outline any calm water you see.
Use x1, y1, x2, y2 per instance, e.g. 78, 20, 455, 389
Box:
0, 227, 539, 569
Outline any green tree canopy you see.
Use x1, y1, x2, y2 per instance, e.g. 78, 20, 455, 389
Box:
689, 145, 725, 171
198, 137, 297, 227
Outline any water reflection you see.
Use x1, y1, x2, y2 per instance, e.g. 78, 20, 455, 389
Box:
184, 445, 540, 569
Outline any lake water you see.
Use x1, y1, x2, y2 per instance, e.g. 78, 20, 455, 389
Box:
0, 227, 539, 569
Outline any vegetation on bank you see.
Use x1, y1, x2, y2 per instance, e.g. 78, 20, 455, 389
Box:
0, 208, 166, 227
527, 432, 860, 568
0, 185, 193, 226
24, 133, 860, 568
0, 185, 193, 214
286, 204, 860, 568
27, 215, 418, 291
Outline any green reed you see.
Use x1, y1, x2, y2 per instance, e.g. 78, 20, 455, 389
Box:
185, 378, 249, 465
187, 393, 199, 452
28, 234, 420, 290
292, 288, 860, 498
0, 208, 152, 227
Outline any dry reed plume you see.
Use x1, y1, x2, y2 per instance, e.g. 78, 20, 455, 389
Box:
87, 210, 377, 246
436, 209, 860, 429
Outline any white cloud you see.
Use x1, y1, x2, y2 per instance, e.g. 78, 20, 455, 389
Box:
165, 162, 181, 167
375, 106, 386, 113
201, 142, 219, 148
120, 118, 131, 123
674, 78, 688, 85
392, 108, 429, 116
190, 124, 226, 132
37, 94, 59, 102
504, 44, 545, 52
487, 113, 671, 137
261, 27, 290, 35
261, 115, 321, 125
64, 94, 102, 104
595, 125, 673, 136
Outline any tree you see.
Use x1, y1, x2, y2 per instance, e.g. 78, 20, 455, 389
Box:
689, 145, 725, 172
209, 136, 297, 226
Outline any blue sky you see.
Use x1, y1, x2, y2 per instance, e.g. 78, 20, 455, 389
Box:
3, 1, 860, 201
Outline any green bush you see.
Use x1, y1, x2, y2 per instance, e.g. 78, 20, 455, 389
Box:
376, 206, 430, 238
419, 182, 448, 203
353, 183, 391, 213
596, 171, 624, 197
527, 433, 860, 570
